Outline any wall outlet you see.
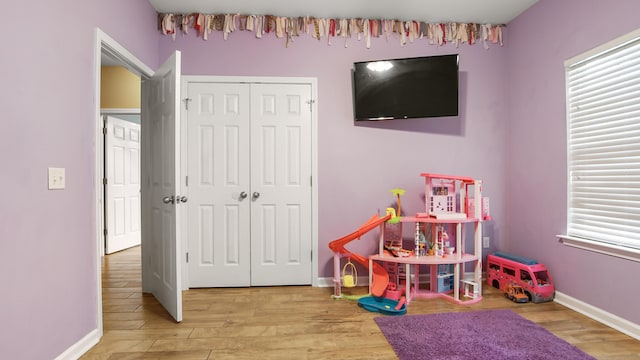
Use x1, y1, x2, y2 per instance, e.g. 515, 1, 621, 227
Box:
48, 167, 66, 190
483, 236, 490, 248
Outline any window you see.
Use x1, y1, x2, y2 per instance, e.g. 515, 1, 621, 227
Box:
534, 271, 550, 287
503, 267, 515, 277
563, 28, 640, 261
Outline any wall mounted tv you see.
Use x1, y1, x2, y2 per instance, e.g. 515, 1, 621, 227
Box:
352, 54, 459, 121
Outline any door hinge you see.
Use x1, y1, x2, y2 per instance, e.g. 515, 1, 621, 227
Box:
103, 126, 107, 135
184, 98, 192, 110
103, 228, 108, 236
103, 178, 107, 185
310, 176, 312, 187
306, 99, 315, 112
186, 252, 189, 263
185, 176, 189, 187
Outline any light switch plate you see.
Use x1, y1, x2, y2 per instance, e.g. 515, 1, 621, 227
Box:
48, 167, 65, 190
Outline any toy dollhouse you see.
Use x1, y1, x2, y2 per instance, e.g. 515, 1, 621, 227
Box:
369, 173, 488, 305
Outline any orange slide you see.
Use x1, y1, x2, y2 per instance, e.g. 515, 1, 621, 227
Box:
328, 214, 392, 297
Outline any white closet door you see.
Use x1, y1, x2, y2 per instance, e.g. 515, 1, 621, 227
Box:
185, 81, 313, 288
105, 116, 141, 254
186, 82, 251, 287
250, 83, 313, 286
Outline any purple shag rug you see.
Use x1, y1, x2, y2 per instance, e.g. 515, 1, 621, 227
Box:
375, 309, 595, 360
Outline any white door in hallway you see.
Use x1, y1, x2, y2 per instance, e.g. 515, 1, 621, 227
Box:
105, 116, 141, 254
141, 51, 182, 322
185, 81, 312, 287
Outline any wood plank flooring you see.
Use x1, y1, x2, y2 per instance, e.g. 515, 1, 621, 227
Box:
81, 246, 640, 359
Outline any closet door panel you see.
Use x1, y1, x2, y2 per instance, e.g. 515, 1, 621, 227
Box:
250, 83, 313, 286
187, 82, 251, 287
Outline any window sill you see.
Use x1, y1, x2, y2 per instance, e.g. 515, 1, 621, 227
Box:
557, 235, 640, 263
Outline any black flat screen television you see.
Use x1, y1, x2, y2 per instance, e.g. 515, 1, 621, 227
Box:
352, 54, 459, 121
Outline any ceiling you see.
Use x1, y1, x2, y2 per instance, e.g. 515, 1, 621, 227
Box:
148, 0, 538, 25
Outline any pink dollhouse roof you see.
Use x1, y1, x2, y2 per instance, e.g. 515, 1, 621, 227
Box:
420, 173, 476, 182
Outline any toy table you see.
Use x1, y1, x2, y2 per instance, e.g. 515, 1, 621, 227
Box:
369, 216, 483, 305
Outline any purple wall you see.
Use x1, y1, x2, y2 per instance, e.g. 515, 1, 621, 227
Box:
159, 30, 509, 279
506, 0, 640, 324
0, 1, 158, 359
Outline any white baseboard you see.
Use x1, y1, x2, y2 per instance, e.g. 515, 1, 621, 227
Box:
317, 276, 334, 287
553, 291, 640, 341
318, 271, 481, 289
317, 276, 370, 288
317, 275, 429, 288
55, 328, 101, 360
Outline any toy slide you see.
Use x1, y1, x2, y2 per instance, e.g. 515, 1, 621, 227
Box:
328, 214, 391, 297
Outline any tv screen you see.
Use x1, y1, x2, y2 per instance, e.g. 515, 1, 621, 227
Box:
352, 54, 459, 121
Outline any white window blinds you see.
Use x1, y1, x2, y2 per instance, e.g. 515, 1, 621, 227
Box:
565, 30, 640, 251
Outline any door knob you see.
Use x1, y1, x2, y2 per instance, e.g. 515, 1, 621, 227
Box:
253, 192, 260, 199
162, 196, 175, 204
240, 191, 248, 199
178, 196, 188, 203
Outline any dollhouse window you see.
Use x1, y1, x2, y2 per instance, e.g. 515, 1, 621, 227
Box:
563, 28, 640, 261
503, 267, 515, 277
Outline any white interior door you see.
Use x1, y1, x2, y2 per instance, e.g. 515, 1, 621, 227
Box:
186, 82, 251, 287
105, 115, 141, 254
250, 83, 312, 286
184, 80, 313, 287
141, 51, 182, 322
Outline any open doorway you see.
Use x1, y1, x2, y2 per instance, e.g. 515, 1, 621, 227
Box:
100, 65, 142, 255
93, 29, 154, 333
95, 28, 184, 328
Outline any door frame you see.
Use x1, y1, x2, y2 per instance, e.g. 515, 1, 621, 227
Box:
180, 76, 319, 288
93, 28, 153, 336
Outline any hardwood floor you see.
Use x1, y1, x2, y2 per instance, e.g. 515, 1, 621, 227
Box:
81, 246, 640, 359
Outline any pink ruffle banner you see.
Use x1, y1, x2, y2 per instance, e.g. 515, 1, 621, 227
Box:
158, 13, 504, 49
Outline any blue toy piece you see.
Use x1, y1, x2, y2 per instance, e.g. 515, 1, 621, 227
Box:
493, 251, 538, 265
358, 296, 407, 316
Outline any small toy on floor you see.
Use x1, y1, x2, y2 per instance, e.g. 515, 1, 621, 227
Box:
358, 296, 407, 316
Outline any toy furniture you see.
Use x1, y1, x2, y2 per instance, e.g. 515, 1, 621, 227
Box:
342, 259, 358, 288
368, 173, 488, 305
328, 214, 391, 299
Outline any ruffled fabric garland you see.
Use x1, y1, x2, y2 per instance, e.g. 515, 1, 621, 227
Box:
158, 13, 504, 49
